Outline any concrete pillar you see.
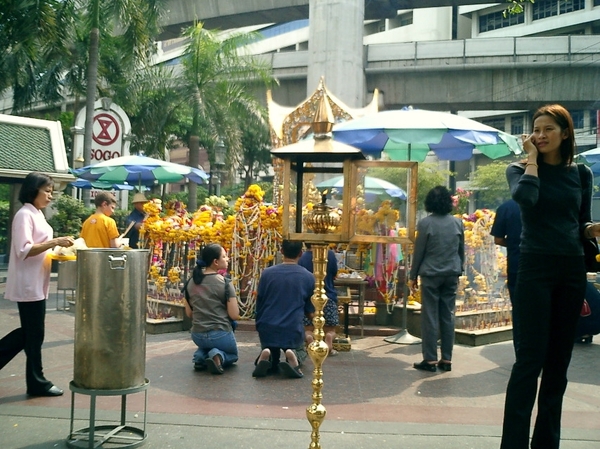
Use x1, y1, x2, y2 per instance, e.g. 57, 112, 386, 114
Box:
308, 0, 365, 108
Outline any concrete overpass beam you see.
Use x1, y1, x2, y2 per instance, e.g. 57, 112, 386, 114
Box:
367, 67, 600, 111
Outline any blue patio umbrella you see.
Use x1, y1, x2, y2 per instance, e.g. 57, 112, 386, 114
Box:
578, 147, 600, 163
316, 175, 407, 200
70, 179, 139, 190
72, 155, 209, 187
332, 108, 522, 162
577, 148, 600, 182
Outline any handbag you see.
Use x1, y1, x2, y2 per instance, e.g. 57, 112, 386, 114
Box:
577, 164, 600, 272
582, 237, 600, 272
581, 299, 592, 317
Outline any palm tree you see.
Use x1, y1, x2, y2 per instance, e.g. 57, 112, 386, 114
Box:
113, 64, 191, 159
238, 111, 272, 190
80, 0, 163, 205
0, 0, 73, 112
176, 23, 274, 211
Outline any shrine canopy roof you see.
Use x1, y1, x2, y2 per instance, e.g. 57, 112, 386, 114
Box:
267, 77, 380, 147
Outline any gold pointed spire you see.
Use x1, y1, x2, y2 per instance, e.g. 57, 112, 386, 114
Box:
312, 80, 334, 137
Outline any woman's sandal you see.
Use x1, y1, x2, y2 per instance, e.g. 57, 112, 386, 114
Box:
206, 354, 224, 375
280, 362, 304, 378
252, 348, 272, 378
280, 349, 304, 378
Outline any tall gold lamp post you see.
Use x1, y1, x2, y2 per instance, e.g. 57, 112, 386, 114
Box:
271, 91, 419, 448
271, 93, 363, 448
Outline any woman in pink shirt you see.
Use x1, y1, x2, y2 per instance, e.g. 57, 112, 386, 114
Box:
0, 172, 74, 397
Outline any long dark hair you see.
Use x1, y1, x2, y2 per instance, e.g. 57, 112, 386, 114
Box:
532, 104, 575, 166
192, 243, 223, 284
424, 185, 453, 215
19, 172, 53, 205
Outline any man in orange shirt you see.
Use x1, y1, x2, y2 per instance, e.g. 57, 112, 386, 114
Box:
80, 192, 120, 248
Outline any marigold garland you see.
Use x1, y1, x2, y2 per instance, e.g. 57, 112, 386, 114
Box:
230, 184, 283, 318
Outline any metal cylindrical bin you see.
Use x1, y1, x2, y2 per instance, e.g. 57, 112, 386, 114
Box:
74, 249, 149, 390
57, 260, 77, 290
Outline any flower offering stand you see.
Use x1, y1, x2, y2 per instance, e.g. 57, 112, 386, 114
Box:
140, 187, 283, 334
404, 209, 512, 346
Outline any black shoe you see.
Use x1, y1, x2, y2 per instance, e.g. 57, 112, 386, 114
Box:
437, 361, 452, 372
576, 335, 593, 344
413, 360, 437, 372
28, 385, 64, 397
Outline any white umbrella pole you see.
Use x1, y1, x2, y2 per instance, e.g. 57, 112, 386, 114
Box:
384, 249, 421, 345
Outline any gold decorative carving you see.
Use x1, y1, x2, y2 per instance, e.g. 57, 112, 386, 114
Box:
268, 77, 379, 205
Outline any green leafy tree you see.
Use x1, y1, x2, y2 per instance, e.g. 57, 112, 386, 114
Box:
505, 1, 534, 16
47, 194, 92, 237
80, 0, 164, 206
470, 161, 513, 209
238, 112, 272, 190
0, 0, 75, 112
0, 201, 9, 254
113, 65, 191, 158
256, 181, 274, 204
177, 23, 275, 212
368, 162, 452, 212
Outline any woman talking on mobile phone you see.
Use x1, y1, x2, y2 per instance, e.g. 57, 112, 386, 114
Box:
500, 104, 600, 449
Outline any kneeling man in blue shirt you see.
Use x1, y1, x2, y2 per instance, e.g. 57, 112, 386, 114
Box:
252, 240, 315, 378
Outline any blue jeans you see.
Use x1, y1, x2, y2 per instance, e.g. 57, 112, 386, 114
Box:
191, 330, 238, 367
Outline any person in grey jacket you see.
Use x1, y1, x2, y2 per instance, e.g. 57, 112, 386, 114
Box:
410, 185, 465, 372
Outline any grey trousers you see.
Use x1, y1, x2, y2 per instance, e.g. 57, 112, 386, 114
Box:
419, 275, 458, 362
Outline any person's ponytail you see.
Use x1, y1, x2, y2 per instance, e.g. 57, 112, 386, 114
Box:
192, 244, 223, 285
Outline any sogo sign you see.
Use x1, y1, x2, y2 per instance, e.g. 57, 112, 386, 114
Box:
72, 99, 131, 200
72, 98, 131, 165
91, 112, 122, 162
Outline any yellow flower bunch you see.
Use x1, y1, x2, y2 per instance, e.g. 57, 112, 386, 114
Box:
164, 200, 187, 217
140, 199, 164, 242
374, 200, 400, 228
149, 264, 161, 281
260, 204, 283, 232
459, 209, 501, 308
243, 184, 264, 203
143, 199, 162, 216
143, 215, 193, 244
497, 249, 507, 276
355, 242, 372, 259
354, 201, 401, 236
355, 209, 376, 234
408, 282, 421, 305
191, 207, 214, 228
154, 276, 166, 293
168, 266, 181, 283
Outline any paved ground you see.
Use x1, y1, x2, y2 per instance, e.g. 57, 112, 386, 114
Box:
0, 282, 599, 449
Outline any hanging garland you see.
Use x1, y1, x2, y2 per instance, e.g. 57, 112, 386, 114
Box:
230, 185, 283, 318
